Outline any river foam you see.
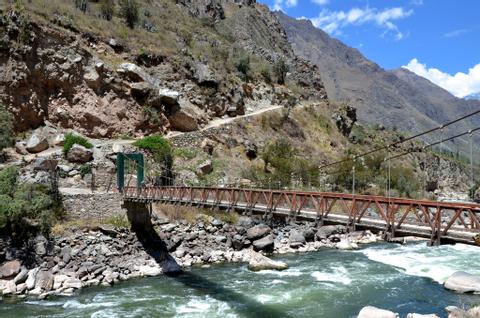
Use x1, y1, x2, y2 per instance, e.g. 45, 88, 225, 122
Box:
359, 242, 480, 283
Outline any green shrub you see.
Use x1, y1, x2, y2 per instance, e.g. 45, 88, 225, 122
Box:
0, 103, 13, 153
0, 167, 63, 240
274, 58, 289, 85
79, 164, 92, 177
100, 0, 115, 20
63, 133, 93, 155
134, 135, 174, 183
74, 0, 88, 13
235, 55, 251, 81
260, 65, 272, 83
119, 0, 139, 29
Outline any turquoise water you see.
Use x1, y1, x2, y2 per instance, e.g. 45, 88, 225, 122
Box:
1, 243, 479, 318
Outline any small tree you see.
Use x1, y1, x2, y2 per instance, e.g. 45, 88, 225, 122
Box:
74, 0, 88, 13
119, 0, 139, 29
100, 0, 115, 21
274, 58, 289, 85
235, 55, 250, 81
0, 104, 13, 158
134, 135, 174, 185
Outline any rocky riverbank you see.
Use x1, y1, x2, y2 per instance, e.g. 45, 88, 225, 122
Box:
0, 213, 379, 300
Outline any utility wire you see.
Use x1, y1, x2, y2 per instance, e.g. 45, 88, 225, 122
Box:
318, 108, 480, 169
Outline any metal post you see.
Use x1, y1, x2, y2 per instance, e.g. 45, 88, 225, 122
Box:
470, 131, 474, 187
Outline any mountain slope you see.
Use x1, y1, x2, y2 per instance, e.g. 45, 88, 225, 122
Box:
275, 11, 480, 146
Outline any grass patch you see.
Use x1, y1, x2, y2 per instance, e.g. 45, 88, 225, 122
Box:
174, 147, 198, 160
63, 133, 93, 155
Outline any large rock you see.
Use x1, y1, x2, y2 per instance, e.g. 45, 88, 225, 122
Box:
66, 144, 93, 163
247, 250, 288, 272
26, 133, 49, 153
0, 260, 22, 279
253, 235, 274, 253
357, 306, 399, 318
158, 88, 180, 106
13, 267, 28, 284
194, 63, 219, 87
197, 160, 213, 175
168, 100, 201, 132
33, 157, 58, 171
289, 229, 306, 248
316, 225, 346, 240
247, 224, 271, 240
445, 306, 480, 318
336, 238, 358, 250
34, 270, 54, 291
444, 271, 480, 293
26, 268, 39, 290
63, 277, 82, 289
118, 62, 151, 82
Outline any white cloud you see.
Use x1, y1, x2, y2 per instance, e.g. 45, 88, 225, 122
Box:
444, 28, 469, 38
309, 7, 412, 40
403, 58, 480, 98
272, 0, 298, 11
311, 0, 329, 5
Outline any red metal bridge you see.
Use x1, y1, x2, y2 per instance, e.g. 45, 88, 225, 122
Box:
123, 186, 480, 246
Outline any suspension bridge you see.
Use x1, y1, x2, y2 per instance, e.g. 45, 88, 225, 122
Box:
116, 109, 480, 246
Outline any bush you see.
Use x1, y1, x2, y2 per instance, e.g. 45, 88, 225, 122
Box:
63, 133, 93, 155
235, 55, 251, 81
0, 103, 13, 154
74, 0, 88, 13
119, 0, 139, 29
0, 166, 63, 240
260, 65, 272, 83
134, 135, 174, 184
100, 0, 115, 20
274, 58, 289, 85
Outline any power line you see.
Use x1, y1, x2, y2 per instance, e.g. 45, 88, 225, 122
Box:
319, 108, 480, 170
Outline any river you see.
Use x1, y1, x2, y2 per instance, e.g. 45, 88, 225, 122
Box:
1, 242, 479, 318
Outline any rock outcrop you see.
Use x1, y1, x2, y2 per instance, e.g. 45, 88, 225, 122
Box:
357, 306, 399, 318
444, 271, 480, 293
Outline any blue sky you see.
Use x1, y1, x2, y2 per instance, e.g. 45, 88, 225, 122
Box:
258, 0, 480, 98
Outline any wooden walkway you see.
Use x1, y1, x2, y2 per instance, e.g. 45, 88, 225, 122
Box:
123, 186, 480, 245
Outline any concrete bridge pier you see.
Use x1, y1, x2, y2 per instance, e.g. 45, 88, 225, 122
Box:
122, 201, 182, 274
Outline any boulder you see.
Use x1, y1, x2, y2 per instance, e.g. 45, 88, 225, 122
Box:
63, 277, 82, 289
13, 267, 28, 284
444, 271, 480, 293
52, 134, 65, 146
247, 224, 271, 240
34, 270, 54, 291
357, 306, 399, 318
26, 133, 49, 153
289, 229, 306, 248
118, 62, 151, 82
129, 82, 153, 98
66, 144, 93, 163
83, 67, 100, 90
168, 101, 201, 132
197, 160, 213, 175
247, 250, 288, 272
232, 234, 245, 250
15, 141, 28, 155
0, 260, 22, 279
33, 157, 58, 171
316, 225, 345, 240
253, 235, 274, 253
158, 88, 180, 106
2, 280, 16, 295
194, 63, 219, 87
406, 314, 439, 318
336, 238, 358, 250
26, 268, 39, 290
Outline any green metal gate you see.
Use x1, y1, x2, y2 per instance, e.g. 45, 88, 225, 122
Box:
117, 152, 144, 192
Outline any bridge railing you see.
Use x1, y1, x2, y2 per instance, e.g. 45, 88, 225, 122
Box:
123, 186, 480, 243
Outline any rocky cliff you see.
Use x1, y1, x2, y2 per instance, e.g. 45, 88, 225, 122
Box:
0, 1, 326, 138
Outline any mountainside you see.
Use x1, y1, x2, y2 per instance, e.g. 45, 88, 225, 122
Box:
275, 11, 480, 147
0, 1, 326, 138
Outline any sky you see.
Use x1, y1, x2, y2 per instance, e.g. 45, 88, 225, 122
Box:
258, 0, 480, 98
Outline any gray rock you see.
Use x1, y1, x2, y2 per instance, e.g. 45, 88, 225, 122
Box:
35, 241, 47, 256
26, 268, 39, 290
444, 271, 480, 293
33, 157, 58, 171
83, 67, 100, 89
247, 224, 271, 240
34, 270, 54, 291
316, 225, 345, 240
289, 229, 306, 248
66, 144, 93, 163
253, 235, 274, 253
2, 280, 16, 295
247, 250, 288, 272
169, 100, 201, 132
63, 277, 82, 289
26, 133, 49, 153
118, 62, 151, 83
357, 306, 399, 318
406, 314, 439, 318
237, 216, 254, 228
0, 260, 22, 279
194, 63, 219, 87
232, 234, 244, 250
15, 141, 28, 155
197, 160, 213, 175
158, 88, 180, 106
13, 267, 28, 284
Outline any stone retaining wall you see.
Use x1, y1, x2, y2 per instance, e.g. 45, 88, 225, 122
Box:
61, 192, 126, 220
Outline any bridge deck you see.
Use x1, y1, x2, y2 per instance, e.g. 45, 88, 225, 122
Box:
123, 186, 480, 245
